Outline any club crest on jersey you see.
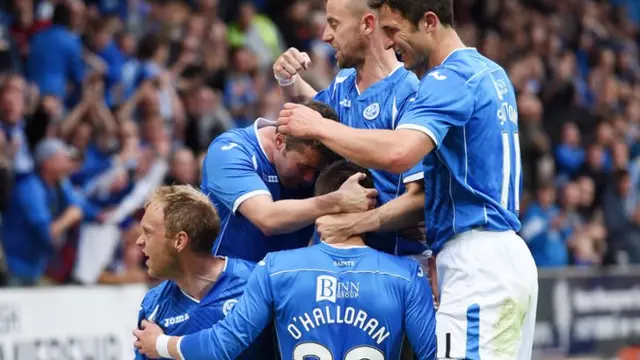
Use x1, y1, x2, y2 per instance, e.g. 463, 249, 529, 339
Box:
363, 103, 380, 120
223, 299, 239, 316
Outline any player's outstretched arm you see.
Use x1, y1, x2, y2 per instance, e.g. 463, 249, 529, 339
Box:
133, 259, 275, 359
317, 181, 424, 243
238, 172, 377, 236
277, 103, 434, 173
204, 140, 377, 236
274, 48, 318, 102
175, 260, 274, 359
404, 265, 437, 360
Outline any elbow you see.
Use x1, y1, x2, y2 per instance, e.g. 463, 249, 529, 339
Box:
387, 147, 415, 174
254, 217, 278, 237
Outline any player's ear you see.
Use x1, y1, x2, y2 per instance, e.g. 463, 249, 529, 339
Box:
174, 231, 189, 252
423, 12, 438, 33
275, 133, 286, 151
362, 13, 376, 36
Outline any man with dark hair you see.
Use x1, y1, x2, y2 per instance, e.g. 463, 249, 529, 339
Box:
200, 100, 377, 263
134, 161, 437, 360
277, 0, 538, 358
314, 161, 375, 197
134, 185, 275, 359
273, 0, 429, 266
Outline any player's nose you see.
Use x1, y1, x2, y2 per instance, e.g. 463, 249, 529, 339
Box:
135, 235, 145, 247
322, 27, 333, 43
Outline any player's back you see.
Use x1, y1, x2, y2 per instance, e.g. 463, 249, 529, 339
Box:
135, 258, 276, 359
264, 242, 436, 359
400, 48, 521, 252
201, 119, 314, 262
314, 67, 426, 256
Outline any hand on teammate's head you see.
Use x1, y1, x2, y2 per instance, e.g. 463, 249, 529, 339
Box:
277, 102, 325, 139
335, 172, 378, 213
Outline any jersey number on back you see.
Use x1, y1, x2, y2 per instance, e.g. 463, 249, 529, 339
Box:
294, 342, 385, 360
494, 74, 522, 215
500, 130, 521, 214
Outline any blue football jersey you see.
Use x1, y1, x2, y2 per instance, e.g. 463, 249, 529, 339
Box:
201, 118, 315, 262
314, 65, 427, 256
396, 48, 522, 253
178, 242, 436, 360
134, 257, 275, 360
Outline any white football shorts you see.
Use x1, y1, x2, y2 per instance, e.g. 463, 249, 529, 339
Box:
435, 230, 538, 360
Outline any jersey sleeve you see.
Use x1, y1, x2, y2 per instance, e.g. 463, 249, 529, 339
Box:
402, 161, 424, 184
396, 69, 474, 149
404, 264, 437, 360
179, 256, 275, 360
201, 142, 271, 214
313, 85, 332, 104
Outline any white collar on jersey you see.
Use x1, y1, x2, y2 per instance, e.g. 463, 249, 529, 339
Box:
322, 242, 369, 250
440, 47, 477, 65
253, 117, 275, 160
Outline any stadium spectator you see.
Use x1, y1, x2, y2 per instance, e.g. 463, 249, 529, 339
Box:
0, 14, 21, 73
521, 182, 572, 268
1, 138, 101, 286
0, 73, 34, 175
227, 1, 284, 71
26, 2, 85, 105
603, 169, 640, 264
164, 147, 197, 186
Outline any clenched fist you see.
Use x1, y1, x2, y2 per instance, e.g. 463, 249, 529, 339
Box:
273, 47, 312, 82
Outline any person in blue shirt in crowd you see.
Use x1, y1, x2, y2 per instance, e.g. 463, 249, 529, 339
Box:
277, 0, 539, 358
27, 2, 85, 105
1, 138, 101, 286
520, 182, 571, 267
91, 19, 125, 108
200, 100, 377, 263
272, 0, 428, 261
133, 185, 275, 360
134, 161, 436, 360
0, 74, 34, 175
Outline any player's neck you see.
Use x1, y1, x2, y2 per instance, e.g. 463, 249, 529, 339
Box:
355, 49, 400, 93
428, 27, 467, 70
325, 235, 366, 248
174, 255, 226, 301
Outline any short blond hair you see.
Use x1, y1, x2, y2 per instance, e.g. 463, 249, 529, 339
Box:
145, 185, 220, 255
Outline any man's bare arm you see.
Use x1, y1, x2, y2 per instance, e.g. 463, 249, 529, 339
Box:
273, 48, 318, 102
317, 181, 424, 240
239, 173, 377, 236
278, 104, 434, 173
280, 77, 318, 103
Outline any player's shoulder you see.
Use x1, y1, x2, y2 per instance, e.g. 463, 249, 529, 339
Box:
371, 251, 422, 282
225, 257, 257, 281
434, 48, 505, 85
258, 246, 323, 273
390, 67, 420, 103
140, 280, 176, 310
207, 127, 255, 159
392, 65, 420, 86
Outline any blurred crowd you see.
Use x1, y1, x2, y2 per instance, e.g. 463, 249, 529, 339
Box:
0, 0, 640, 287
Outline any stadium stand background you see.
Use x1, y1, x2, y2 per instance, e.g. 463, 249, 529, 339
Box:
0, 0, 639, 359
